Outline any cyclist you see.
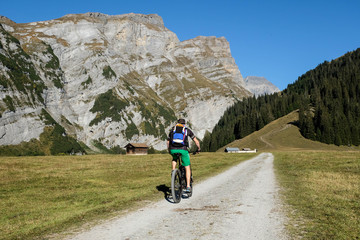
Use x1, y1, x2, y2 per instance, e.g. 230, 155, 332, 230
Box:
167, 118, 201, 193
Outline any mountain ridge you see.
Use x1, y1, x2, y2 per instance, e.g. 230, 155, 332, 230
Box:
0, 12, 255, 154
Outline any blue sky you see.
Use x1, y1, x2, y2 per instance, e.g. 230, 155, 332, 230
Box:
1, 0, 360, 90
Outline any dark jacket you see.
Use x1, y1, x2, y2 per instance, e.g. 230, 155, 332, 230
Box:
168, 126, 195, 150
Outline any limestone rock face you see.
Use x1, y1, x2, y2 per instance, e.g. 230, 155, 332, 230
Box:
244, 76, 280, 97
0, 13, 252, 151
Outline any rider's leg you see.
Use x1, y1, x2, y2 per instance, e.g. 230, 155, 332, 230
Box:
170, 150, 177, 171
172, 160, 177, 170
185, 165, 191, 188
178, 150, 191, 189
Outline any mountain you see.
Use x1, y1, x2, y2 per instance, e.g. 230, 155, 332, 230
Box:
202, 48, 360, 151
244, 76, 280, 97
0, 12, 252, 154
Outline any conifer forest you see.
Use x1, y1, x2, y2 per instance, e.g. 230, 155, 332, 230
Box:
202, 48, 360, 151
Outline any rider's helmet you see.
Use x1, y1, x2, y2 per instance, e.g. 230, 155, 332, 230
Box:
178, 118, 186, 124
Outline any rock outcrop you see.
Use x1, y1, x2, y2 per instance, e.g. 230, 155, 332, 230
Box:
244, 76, 280, 97
0, 12, 252, 151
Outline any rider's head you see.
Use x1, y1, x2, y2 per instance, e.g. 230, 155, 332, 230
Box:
178, 118, 186, 124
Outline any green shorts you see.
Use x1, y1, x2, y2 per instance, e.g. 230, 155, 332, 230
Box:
170, 149, 191, 166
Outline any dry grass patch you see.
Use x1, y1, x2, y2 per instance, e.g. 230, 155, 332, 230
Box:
307, 172, 358, 198
274, 151, 360, 239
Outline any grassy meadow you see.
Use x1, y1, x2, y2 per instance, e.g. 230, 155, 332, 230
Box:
274, 151, 360, 239
0, 152, 256, 240
1, 137, 359, 240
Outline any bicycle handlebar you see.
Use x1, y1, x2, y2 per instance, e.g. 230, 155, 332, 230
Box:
192, 149, 200, 155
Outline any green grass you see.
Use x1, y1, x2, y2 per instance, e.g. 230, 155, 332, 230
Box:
4, 147, 358, 239
0, 153, 256, 240
274, 151, 360, 239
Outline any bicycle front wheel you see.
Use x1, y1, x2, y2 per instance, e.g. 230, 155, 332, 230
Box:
171, 169, 182, 203
188, 173, 193, 197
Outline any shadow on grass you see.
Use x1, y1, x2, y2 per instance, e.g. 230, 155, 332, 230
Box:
156, 184, 172, 203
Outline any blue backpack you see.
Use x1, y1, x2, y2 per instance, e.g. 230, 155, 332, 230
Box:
172, 124, 187, 146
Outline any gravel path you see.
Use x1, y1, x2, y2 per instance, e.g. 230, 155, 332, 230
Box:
67, 153, 288, 240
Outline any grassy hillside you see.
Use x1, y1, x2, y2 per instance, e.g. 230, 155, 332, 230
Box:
219, 110, 360, 152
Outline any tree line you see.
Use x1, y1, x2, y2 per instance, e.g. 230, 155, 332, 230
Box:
202, 48, 360, 151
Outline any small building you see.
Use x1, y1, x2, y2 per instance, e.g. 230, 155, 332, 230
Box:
241, 148, 257, 153
225, 147, 257, 153
225, 147, 240, 153
124, 143, 149, 155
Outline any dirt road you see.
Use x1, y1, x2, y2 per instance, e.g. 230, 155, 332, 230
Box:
67, 153, 288, 240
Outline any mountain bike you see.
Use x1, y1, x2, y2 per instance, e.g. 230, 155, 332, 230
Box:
171, 151, 198, 203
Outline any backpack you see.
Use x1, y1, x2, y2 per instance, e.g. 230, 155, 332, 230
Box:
172, 124, 188, 147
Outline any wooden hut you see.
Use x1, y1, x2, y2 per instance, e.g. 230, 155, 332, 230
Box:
124, 143, 149, 155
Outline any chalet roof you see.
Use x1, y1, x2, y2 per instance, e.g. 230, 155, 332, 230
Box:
125, 143, 149, 148
225, 147, 240, 152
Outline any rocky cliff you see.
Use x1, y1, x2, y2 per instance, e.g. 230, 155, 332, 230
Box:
0, 12, 252, 152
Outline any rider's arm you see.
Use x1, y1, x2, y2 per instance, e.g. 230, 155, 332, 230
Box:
187, 128, 201, 151
193, 137, 201, 151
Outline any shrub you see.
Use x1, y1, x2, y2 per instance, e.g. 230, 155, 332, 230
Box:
89, 89, 129, 126
102, 66, 116, 79
125, 122, 139, 140
4, 95, 15, 112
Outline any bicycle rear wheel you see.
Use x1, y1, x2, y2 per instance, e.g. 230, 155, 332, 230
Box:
171, 169, 182, 203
